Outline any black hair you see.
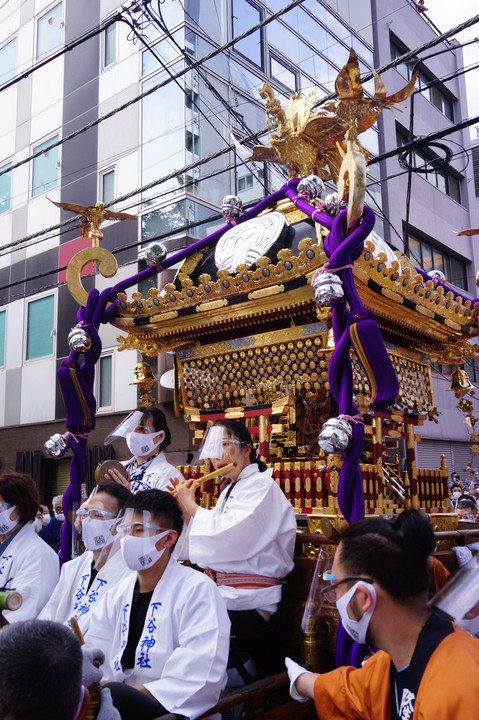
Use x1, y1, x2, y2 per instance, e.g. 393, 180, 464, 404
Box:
338, 509, 436, 601
0, 620, 82, 720
96, 479, 133, 513
214, 419, 268, 472
140, 405, 171, 451
450, 484, 462, 492
128, 489, 184, 538
0, 472, 40, 525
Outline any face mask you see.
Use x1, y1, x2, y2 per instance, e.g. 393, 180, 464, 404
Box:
81, 516, 118, 551
336, 581, 377, 645
33, 518, 43, 533
121, 530, 169, 571
55, 513, 65, 522
0, 505, 18, 535
126, 430, 165, 458
42, 514, 51, 526
452, 492, 462, 500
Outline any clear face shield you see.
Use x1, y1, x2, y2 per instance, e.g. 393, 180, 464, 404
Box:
74, 487, 123, 569
116, 507, 172, 572
429, 555, 479, 636
104, 410, 145, 445
301, 548, 333, 633
195, 425, 245, 465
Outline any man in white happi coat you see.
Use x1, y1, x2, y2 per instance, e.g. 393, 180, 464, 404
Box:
172, 420, 296, 679
39, 481, 134, 636
86, 489, 230, 720
0, 471, 59, 624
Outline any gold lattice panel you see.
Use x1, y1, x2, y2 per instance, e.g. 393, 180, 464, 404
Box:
352, 352, 433, 413
178, 336, 332, 410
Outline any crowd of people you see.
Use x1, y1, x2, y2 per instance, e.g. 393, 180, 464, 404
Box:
0, 409, 478, 720
449, 470, 479, 522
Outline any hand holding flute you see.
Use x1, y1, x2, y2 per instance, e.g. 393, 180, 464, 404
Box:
168, 462, 237, 522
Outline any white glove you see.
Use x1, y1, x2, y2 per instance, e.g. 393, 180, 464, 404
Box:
285, 656, 311, 702
97, 687, 121, 720
81, 646, 105, 687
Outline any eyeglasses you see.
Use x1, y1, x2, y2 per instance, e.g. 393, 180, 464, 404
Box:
116, 521, 167, 537
76, 508, 116, 521
134, 425, 156, 434
319, 573, 374, 603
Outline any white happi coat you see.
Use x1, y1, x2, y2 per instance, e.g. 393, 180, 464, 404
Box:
86, 557, 230, 719
122, 452, 185, 494
38, 545, 134, 636
175, 464, 296, 614
0, 524, 59, 622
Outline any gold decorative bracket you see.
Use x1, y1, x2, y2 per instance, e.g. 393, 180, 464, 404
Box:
66, 247, 118, 307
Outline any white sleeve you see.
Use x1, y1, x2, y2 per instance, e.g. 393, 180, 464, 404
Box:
4, 542, 59, 623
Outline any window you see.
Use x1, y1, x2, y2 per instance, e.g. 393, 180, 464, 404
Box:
0, 163, 11, 214
397, 127, 462, 203
232, 0, 263, 68
407, 232, 467, 290
32, 136, 59, 197
100, 168, 115, 206
0, 310, 5, 366
186, 129, 200, 155
103, 22, 117, 68
36, 3, 63, 60
0, 38, 17, 85
270, 55, 297, 91
98, 355, 112, 408
26, 295, 55, 360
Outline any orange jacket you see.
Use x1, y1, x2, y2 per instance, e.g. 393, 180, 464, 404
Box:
314, 626, 479, 719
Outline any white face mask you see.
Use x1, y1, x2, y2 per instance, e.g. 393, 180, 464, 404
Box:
0, 505, 18, 535
81, 516, 118, 551
33, 518, 43, 533
42, 513, 51, 526
452, 491, 462, 500
336, 581, 377, 645
121, 530, 169, 571
126, 430, 165, 458
55, 513, 65, 522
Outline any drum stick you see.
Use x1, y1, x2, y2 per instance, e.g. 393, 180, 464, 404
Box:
172, 462, 236, 494
70, 617, 85, 645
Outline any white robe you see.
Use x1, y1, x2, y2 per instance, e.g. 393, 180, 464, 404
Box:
86, 557, 230, 719
175, 464, 296, 614
0, 524, 59, 622
122, 452, 185, 493
38, 544, 134, 636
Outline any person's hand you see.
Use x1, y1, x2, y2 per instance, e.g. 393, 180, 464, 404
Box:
81, 646, 105, 687
285, 657, 312, 702
105, 467, 131, 489
172, 479, 200, 522
97, 687, 121, 720
166, 476, 181, 493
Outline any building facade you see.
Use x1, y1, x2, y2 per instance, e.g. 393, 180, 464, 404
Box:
0, 0, 477, 499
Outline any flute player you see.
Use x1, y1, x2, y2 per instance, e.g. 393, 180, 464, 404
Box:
171, 419, 296, 680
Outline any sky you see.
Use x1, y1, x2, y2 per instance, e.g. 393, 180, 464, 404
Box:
424, 0, 479, 138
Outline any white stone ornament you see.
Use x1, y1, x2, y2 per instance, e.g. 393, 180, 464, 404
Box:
146, 241, 167, 267
312, 272, 344, 305
215, 211, 287, 273
68, 327, 92, 353
318, 418, 352, 453
43, 433, 70, 459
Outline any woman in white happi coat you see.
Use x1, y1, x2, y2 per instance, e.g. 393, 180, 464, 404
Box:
86, 489, 230, 720
39, 480, 134, 636
104, 406, 185, 494
0, 472, 59, 623
172, 419, 296, 678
